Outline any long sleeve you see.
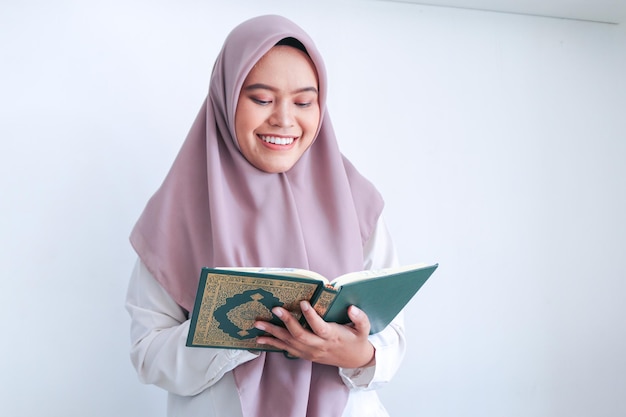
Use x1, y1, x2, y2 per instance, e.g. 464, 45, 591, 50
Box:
339, 215, 407, 391
125, 260, 259, 396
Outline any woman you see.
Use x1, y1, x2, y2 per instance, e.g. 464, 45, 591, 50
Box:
126, 15, 405, 417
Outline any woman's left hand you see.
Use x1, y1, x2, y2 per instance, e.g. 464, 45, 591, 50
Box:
254, 301, 376, 369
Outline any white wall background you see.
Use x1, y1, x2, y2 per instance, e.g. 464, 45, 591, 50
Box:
1, 1, 624, 416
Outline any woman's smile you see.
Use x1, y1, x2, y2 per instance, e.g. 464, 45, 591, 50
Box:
258, 134, 297, 146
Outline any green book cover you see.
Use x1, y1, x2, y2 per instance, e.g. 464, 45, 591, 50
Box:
186, 263, 438, 351
320, 264, 438, 334
186, 268, 324, 351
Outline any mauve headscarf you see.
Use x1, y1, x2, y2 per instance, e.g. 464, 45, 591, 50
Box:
130, 15, 383, 417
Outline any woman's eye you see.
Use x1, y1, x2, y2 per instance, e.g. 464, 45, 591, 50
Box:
295, 102, 312, 108
251, 97, 271, 105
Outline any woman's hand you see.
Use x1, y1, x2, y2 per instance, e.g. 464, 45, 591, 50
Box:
254, 301, 376, 369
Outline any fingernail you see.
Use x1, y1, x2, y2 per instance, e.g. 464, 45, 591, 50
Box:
272, 307, 283, 318
255, 322, 266, 331
351, 306, 361, 316
300, 301, 310, 312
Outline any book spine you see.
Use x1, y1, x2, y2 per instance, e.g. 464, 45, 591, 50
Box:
296, 286, 338, 329
310, 286, 339, 319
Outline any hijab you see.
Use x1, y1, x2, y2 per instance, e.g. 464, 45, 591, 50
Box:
130, 14, 384, 417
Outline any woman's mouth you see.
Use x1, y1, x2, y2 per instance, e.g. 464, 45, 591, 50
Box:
259, 135, 296, 145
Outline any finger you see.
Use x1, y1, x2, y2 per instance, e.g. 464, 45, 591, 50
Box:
255, 337, 300, 358
299, 300, 331, 338
272, 306, 310, 339
347, 305, 371, 336
256, 307, 312, 347
254, 333, 290, 352
254, 319, 291, 341
254, 320, 302, 357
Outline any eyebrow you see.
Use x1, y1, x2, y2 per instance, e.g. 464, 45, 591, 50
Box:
243, 83, 318, 95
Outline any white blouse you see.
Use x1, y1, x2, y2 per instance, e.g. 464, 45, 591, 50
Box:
126, 215, 405, 417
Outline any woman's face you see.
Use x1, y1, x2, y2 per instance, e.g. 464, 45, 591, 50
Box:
235, 45, 320, 173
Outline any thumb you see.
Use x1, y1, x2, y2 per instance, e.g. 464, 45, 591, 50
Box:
348, 305, 371, 335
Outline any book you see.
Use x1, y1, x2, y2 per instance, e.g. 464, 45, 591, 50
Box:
186, 263, 438, 351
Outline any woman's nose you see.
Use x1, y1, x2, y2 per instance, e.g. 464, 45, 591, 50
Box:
269, 102, 294, 127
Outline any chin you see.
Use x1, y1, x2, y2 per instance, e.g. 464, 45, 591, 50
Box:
262, 164, 294, 174
254, 157, 299, 174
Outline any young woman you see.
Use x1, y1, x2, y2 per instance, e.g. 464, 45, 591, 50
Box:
126, 15, 405, 417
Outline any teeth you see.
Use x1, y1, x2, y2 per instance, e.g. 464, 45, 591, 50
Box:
260, 135, 295, 145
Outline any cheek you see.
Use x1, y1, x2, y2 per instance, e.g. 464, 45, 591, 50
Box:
304, 109, 321, 134
234, 103, 244, 138
234, 104, 257, 139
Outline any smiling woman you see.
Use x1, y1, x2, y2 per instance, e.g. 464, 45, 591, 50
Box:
126, 14, 404, 417
235, 44, 321, 173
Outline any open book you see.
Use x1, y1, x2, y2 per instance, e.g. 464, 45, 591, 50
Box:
186, 263, 438, 351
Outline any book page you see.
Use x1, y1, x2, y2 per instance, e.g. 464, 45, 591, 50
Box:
330, 263, 428, 287
215, 266, 329, 284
